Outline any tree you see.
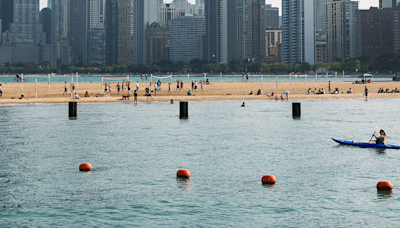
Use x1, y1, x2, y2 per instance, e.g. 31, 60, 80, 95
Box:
294, 62, 310, 72
330, 62, 342, 72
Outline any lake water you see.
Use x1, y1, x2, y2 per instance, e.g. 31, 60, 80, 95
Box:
0, 75, 392, 83
1, 99, 400, 226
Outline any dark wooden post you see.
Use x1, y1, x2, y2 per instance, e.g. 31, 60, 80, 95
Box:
180, 102, 188, 119
69, 102, 77, 118
292, 102, 301, 118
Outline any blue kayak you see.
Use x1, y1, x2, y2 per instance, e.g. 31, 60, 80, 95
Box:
332, 138, 400, 149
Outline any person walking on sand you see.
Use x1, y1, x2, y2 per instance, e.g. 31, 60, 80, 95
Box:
176, 81, 180, 91
168, 83, 172, 95
122, 81, 125, 91
328, 81, 331, 93
63, 82, 67, 95
72, 83, 75, 91
364, 86, 368, 101
180, 81, 184, 91
136, 81, 139, 91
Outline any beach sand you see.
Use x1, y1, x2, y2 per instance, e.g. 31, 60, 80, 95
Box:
1, 80, 400, 104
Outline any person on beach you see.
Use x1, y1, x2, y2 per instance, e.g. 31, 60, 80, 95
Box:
141, 74, 143, 82
122, 81, 125, 91
248, 91, 253, 95
283, 91, 289, 99
191, 81, 194, 90
256, 89, 262, 95
170, 99, 174, 104
84, 91, 91, 97
194, 81, 198, 91
0, 84, 2, 97
347, 88, 353, 94
201, 81, 204, 92
187, 90, 193, 96
73, 92, 79, 99
180, 81, 184, 91
364, 86, 368, 100
176, 81, 180, 91
72, 83, 75, 91
63, 82, 67, 95
19, 94, 25, 99
328, 81, 331, 93
109, 83, 112, 94
136, 81, 139, 91
134, 90, 138, 105
168, 83, 172, 95
206, 78, 210, 84
241, 102, 246, 107
373, 130, 386, 144
117, 82, 121, 94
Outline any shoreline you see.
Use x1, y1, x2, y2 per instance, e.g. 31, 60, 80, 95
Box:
1, 94, 400, 105
1, 81, 400, 104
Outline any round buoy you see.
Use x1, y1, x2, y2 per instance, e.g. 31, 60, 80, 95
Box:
79, 162, 92, 172
377, 181, 393, 191
261, 175, 276, 184
177, 169, 190, 178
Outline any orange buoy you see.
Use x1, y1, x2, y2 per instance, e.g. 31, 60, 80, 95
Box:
377, 181, 393, 191
177, 169, 190, 178
79, 162, 92, 172
261, 175, 276, 184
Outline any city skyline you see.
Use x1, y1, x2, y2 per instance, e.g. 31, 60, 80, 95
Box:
39, 0, 380, 13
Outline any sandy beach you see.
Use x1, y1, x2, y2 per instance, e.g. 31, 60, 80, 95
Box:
1, 80, 400, 104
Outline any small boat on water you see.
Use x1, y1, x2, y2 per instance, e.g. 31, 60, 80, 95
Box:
332, 138, 400, 149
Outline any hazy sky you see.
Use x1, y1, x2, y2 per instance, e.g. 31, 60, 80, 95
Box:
39, 0, 379, 13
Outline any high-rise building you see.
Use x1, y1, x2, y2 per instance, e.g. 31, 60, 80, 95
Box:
326, 0, 358, 63
48, 0, 71, 65
204, 0, 231, 64
1, 0, 56, 66
170, 16, 205, 63
106, 0, 154, 66
2, 0, 45, 44
265, 4, 279, 30
158, 4, 185, 24
173, 0, 191, 14
1, 0, 14, 33
394, 5, 400, 52
235, 0, 266, 61
314, 0, 329, 37
265, 29, 282, 56
70, 0, 106, 66
281, 0, 314, 67
380, 0, 399, 8
145, 22, 170, 66
88, 27, 106, 65
355, 7, 394, 60
41, 8, 52, 44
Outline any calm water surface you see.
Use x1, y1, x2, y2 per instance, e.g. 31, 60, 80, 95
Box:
1, 99, 400, 227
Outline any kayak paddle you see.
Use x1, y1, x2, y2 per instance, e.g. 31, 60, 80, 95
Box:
368, 126, 378, 144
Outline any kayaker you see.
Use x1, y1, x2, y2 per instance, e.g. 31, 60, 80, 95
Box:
374, 130, 386, 144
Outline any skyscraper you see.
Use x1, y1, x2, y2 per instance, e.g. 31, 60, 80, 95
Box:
380, 0, 399, 8
235, 0, 266, 61
106, 0, 155, 65
204, 0, 230, 64
170, 16, 205, 63
158, 3, 185, 24
281, 0, 314, 67
70, 0, 106, 66
314, 0, 329, 37
173, 0, 191, 14
0, 0, 14, 33
2, 0, 45, 44
41, 8, 52, 44
1, 0, 56, 66
355, 7, 394, 60
326, 0, 358, 63
265, 4, 279, 30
